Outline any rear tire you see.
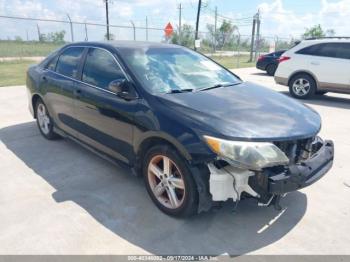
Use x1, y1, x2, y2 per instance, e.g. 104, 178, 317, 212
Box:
289, 73, 316, 99
143, 144, 198, 217
35, 99, 60, 140
266, 64, 277, 76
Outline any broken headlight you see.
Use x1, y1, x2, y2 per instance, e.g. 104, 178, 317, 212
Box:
204, 136, 289, 170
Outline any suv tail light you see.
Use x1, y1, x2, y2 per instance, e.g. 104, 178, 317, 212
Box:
258, 55, 265, 62
278, 56, 291, 63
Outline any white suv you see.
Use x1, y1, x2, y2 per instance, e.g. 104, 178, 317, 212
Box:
274, 38, 350, 99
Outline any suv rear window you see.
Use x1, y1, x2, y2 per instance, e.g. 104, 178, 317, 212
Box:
297, 43, 350, 59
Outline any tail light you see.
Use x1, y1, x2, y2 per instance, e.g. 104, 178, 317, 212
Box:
258, 55, 265, 62
278, 56, 291, 63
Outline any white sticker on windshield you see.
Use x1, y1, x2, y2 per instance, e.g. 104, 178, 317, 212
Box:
200, 60, 221, 71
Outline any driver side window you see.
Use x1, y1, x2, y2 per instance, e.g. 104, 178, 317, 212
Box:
82, 48, 125, 90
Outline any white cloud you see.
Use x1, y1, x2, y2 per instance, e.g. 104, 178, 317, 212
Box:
110, 4, 134, 18
2, 0, 348, 42
258, 0, 350, 38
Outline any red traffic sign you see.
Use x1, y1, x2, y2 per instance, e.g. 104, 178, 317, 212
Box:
164, 22, 174, 37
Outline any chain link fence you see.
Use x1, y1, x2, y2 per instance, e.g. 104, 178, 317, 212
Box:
0, 15, 296, 68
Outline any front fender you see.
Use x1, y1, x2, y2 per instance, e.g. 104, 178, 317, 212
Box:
134, 130, 192, 161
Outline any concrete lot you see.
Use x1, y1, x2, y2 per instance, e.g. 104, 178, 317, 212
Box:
0, 67, 349, 255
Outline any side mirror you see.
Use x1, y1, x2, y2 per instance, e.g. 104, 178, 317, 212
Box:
108, 79, 136, 100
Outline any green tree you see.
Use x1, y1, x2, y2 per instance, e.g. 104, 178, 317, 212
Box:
47, 30, 66, 43
39, 33, 47, 42
218, 20, 237, 48
326, 29, 336, 37
104, 33, 115, 41
302, 24, 336, 39
170, 24, 195, 48
206, 20, 237, 50
303, 24, 325, 39
14, 36, 23, 42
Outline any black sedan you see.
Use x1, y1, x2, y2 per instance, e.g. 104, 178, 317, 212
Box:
26, 41, 333, 217
256, 50, 286, 76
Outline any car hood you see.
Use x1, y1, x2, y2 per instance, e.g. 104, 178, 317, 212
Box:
154, 82, 321, 141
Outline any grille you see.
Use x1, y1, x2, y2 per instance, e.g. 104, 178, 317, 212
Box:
274, 137, 315, 164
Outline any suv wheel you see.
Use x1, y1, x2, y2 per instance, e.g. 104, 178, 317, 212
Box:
289, 74, 316, 99
266, 64, 277, 76
35, 99, 60, 140
143, 145, 198, 217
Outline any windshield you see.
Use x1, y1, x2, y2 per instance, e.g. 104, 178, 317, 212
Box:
119, 46, 241, 94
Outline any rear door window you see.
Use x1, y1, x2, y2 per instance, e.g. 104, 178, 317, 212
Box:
296, 44, 322, 56
56, 47, 84, 79
333, 43, 350, 59
82, 48, 125, 90
317, 43, 338, 58
297, 43, 350, 59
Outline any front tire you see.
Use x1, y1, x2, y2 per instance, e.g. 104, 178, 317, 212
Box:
143, 145, 198, 217
289, 73, 316, 99
35, 99, 60, 140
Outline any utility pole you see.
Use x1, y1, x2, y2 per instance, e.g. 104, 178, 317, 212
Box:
214, 6, 217, 52
104, 0, 110, 40
249, 13, 257, 62
26, 29, 29, 41
146, 16, 148, 41
194, 0, 202, 50
178, 3, 183, 44
67, 14, 74, 42
254, 10, 261, 61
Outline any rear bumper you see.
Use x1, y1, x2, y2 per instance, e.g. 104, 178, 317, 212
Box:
268, 140, 334, 194
274, 76, 288, 86
26, 88, 35, 118
256, 61, 266, 70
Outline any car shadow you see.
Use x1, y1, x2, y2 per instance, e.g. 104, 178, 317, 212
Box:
0, 121, 307, 255
279, 91, 350, 110
250, 72, 270, 76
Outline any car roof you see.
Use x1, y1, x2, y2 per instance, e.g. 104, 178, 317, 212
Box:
66, 40, 182, 50
301, 38, 350, 44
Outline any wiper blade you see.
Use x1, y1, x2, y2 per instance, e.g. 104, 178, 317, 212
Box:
167, 88, 194, 94
198, 82, 240, 92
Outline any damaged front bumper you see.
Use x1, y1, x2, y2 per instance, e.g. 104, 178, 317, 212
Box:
267, 140, 334, 195
206, 138, 334, 209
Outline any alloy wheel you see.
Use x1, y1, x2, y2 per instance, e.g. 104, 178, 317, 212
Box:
292, 78, 311, 96
37, 103, 51, 135
147, 155, 186, 209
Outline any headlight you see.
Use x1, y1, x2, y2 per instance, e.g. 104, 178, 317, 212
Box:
204, 135, 289, 170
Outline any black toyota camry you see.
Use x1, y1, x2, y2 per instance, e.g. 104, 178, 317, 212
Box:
26, 41, 334, 217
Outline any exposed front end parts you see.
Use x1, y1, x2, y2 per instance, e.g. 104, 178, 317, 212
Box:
206, 137, 334, 211
208, 163, 259, 202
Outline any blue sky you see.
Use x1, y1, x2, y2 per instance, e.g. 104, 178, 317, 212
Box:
0, 0, 348, 42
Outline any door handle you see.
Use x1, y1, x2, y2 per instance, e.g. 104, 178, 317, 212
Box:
75, 89, 82, 99
311, 61, 320, 66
